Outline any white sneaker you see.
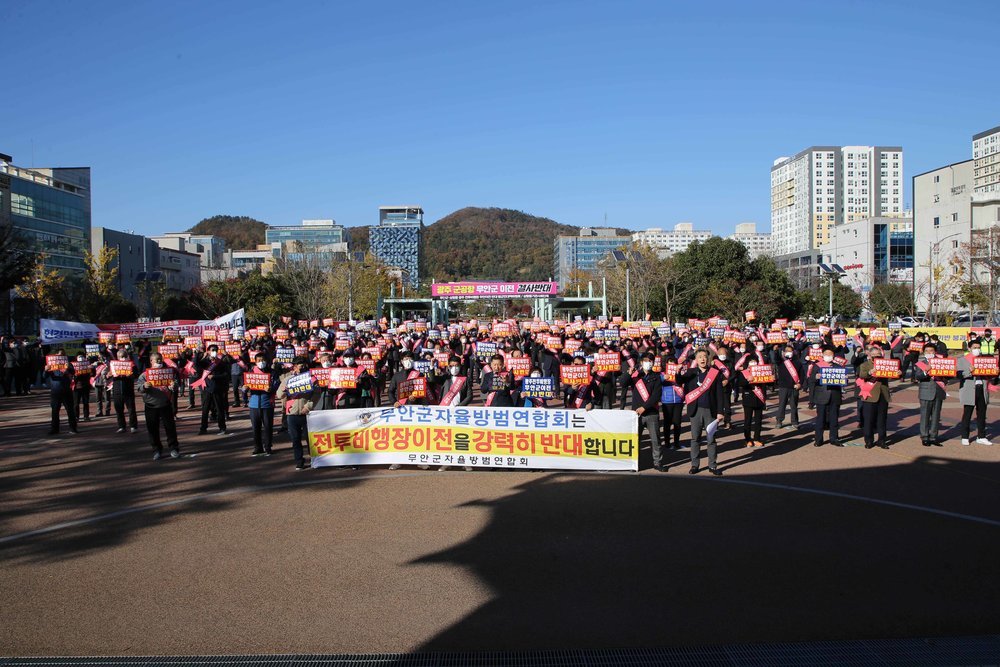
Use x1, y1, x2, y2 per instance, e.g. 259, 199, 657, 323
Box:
975, 438, 992, 446
961, 439, 970, 446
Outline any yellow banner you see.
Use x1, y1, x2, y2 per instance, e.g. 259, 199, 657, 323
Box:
846, 327, 975, 350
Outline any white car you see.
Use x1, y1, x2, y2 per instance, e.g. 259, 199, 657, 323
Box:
896, 316, 931, 328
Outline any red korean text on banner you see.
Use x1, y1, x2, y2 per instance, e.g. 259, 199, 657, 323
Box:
46, 355, 69, 372
560, 364, 591, 387
329, 367, 357, 390
243, 371, 272, 392
748, 364, 776, 384
972, 356, 999, 376
592, 353, 621, 373
872, 358, 901, 379
928, 357, 957, 377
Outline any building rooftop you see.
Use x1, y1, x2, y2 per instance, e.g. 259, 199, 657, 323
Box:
972, 125, 1000, 141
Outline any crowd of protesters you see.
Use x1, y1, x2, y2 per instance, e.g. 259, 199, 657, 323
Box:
4, 317, 998, 473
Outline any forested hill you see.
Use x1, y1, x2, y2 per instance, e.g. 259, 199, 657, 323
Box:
187, 215, 267, 249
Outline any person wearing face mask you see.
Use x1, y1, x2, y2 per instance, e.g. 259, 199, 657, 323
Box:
857, 345, 892, 449
980, 329, 995, 355
733, 351, 771, 448
563, 354, 595, 411
913, 342, 947, 447
677, 349, 725, 475
627, 352, 664, 471
110, 349, 139, 433
956, 340, 996, 446
807, 345, 845, 447
71, 354, 94, 422
481, 354, 515, 407
137, 353, 180, 460
659, 354, 685, 451
247, 353, 280, 457
196, 344, 232, 436
388, 352, 426, 407
333, 350, 370, 410
434, 356, 473, 408
713, 346, 735, 428
774, 345, 802, 430
276, 357, 322, 470
44, 349, 78, 436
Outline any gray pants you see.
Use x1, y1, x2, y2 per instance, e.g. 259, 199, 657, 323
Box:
919, 398, 942, 441
639, 412, 663, 468
776, 387, 799, 426
690, 406, 717, 469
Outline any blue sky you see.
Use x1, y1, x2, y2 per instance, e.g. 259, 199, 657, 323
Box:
3, 0, 997, 237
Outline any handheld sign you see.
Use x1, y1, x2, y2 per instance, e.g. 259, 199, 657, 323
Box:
521, 376, 556, 399
109, 360, 134, 377
546, 335, 563, 350
310, 368, 330, 388
805, 330, 822, 343
144, 367, 174, 388
868, 328, 888, 343
115, 333, 131, 345
157, 343, 180, 360
398, 377, 427, 400
662, 363, 681, 383
329, 367, 357, 390
475, 342, 497, 363
275, 346, 295, 363
908, 340, 925, 353
766, 331, 787, 345
46, 355, 69, 372
872, 358, 901, 379
84, 344, 100, 356
818, 366, 848, 386
831, 333, 847, 347
506, 357, 532, 378
285, 372, 314, 397
434, 351, 452, 369
243, 370, 272, 392
413, 360, 433, 375
593, 352, 621, 373
972, 356, 999, 377
560, 364, 591, 387
748, 364, 776, 384
224, 343, 242, 357
184, 336, 203, 350
928, 357, 957, 377
72, 361, 91, 376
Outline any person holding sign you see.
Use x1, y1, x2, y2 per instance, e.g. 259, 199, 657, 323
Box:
44, 350, 77, 435
629, 353, 664, 470
196, 344, 232, 436
808, 345, 845, 448
276, 357, 322, 470
481, 354, 515, 407
914, 342, 949, 447
245, 353, 280, 457
857, 345, 893, 449
562, 355, 594, 410
137, 353, 180, 460
774, 345, 802, 431
71, 353, 94, 422
677, 349, 725, 476
109, 349, 139, 433
432, 356, 473, 408
956, 339, 997, 446
659, 354, 685, 451
734, 353, 773, 448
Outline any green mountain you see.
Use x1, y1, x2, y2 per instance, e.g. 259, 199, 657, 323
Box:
188, 215, 267, 249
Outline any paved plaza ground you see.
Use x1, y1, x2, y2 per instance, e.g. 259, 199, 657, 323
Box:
1, 383, 998, 656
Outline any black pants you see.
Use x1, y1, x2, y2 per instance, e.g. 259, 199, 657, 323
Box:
95, 386, 111, 413
114, 391, 138, 430
15, 366, 30, 395
287, 413, 308, 465
814, 400, 841, 445
74, 388, 91, 420
661, 402, 683, 448
862, 398, 889, 446
145, 405, 179, 453
743, 403, 763, 441
776, 387, 799, 426
961, 385, 988, 440
249, 406, 274, 453
200, 387, 228, 431
232, 382, 242, 407
50, 391, 77, 433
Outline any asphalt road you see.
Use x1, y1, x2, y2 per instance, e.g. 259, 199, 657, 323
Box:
1, 384, 998, 656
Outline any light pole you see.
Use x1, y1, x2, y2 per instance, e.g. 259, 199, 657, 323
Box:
818, 263, 847, 328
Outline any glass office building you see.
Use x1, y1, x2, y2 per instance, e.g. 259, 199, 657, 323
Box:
1, 158, 91, 273
554, 228, 631, 288
370, 206, 424, 288
265, 219, 349, 264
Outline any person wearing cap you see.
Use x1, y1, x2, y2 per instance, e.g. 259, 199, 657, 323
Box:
956, 339, 996, 446
914, 342, 947, 447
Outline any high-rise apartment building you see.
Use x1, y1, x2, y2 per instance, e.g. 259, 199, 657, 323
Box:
973, 125, 1000, 195
554, 228, 631, 287
770, 145, 903, 256
369, 206, 424, 288
631, 223, 713, 256
728, 222, 772, 260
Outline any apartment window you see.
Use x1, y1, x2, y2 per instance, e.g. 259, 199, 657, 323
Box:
934, 175, 940, 183
933, 216, 940, 227
952, 213, 959, 222
952, 240, 959, 248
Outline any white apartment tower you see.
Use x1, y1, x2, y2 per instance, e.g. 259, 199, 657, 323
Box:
770, 145, 904, 256
973, 125, 1000, 194
728, 222, 772, 259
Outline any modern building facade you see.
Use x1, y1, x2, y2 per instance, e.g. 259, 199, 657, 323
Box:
771, 145, 904, 257
151, 232, 227, 269
369, 206, 423, 288
554, 227, 631, 287
158, 247, 201, 294
728, 222, 772, 260
265, 219, 349, 266
1, 154, 91, 273
631, 223, 713, 257
973, 125, 1000, 195
820, 217, 913, 293
91, 227, 161, 303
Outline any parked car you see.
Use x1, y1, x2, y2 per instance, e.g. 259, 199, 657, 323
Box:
896, 316, 931, 327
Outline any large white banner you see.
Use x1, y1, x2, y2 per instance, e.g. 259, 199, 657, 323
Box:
307, 405, 639, 471
39, 309, 245, 344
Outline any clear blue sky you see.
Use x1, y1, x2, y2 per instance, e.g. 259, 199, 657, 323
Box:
3, 0, 997, 237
